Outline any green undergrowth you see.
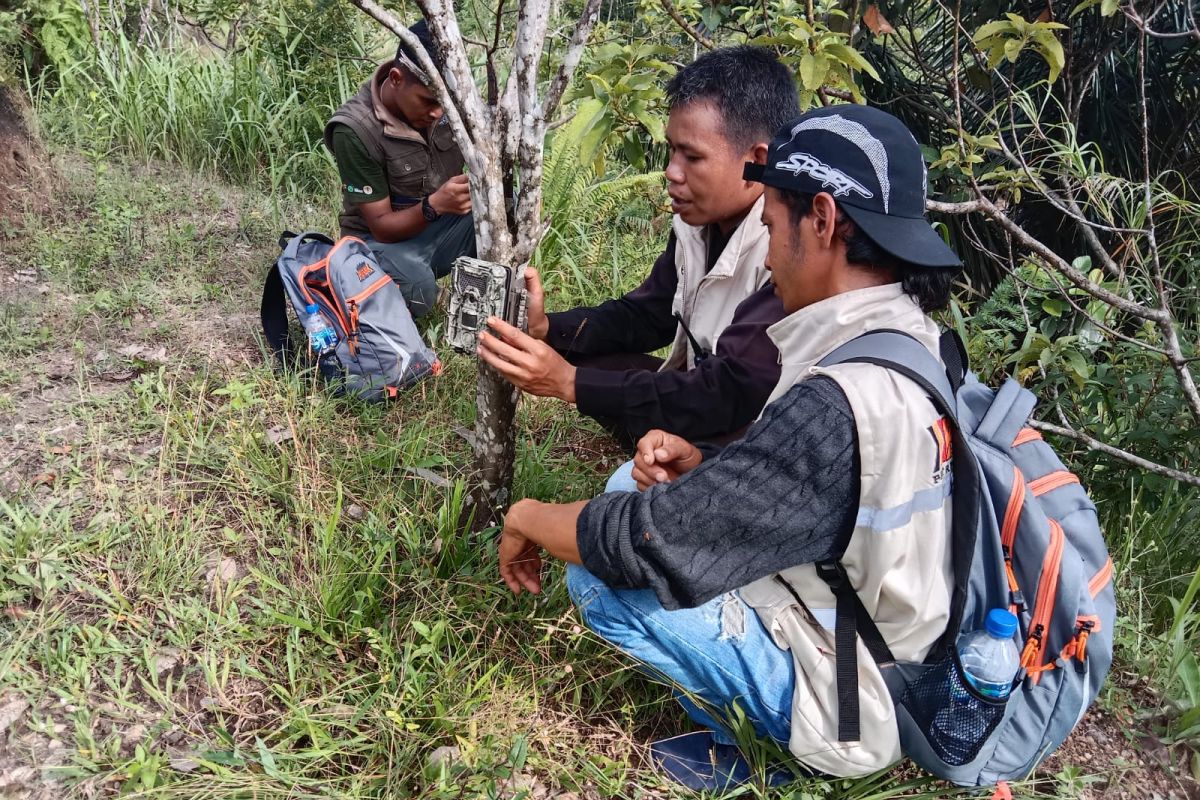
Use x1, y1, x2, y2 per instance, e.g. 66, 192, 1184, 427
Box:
0, 152, 1194, 798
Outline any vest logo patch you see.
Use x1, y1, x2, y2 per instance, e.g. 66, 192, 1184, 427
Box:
356, 262, 375, 281
345, 183, 373, 195
928, 417, 953, 481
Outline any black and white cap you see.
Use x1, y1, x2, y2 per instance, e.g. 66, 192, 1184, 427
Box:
743, 105, 961, 268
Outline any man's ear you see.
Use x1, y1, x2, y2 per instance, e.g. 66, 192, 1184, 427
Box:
388, 66, 406, 87
811, 192, 840, 248
748, 142, 769, 165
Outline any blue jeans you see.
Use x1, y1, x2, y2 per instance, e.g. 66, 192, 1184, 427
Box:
604, 459, 638, 493
565, 564, 795, 746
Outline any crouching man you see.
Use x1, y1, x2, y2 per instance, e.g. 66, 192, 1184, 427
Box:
324, 21, 475, 318
495, 105, 964, 788
478, 46, 796, 449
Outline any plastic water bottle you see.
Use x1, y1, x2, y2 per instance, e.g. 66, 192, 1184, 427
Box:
303, 304, 338, 354
929, 608, 1020, 764
959, 608, 1021, 699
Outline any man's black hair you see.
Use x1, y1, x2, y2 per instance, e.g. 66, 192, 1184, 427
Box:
665, 45, 799, 153
777, 190, 959, 312
395, 19, 443, 73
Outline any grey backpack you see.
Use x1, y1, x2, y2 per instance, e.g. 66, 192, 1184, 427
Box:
261, 232, 440, 401
816, 330, 1115, 788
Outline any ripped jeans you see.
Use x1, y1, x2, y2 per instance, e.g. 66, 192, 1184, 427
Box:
566, 462, 796, 746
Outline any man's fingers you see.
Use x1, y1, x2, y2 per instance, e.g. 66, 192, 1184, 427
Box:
485, 316, 528, 343
477, 344, 530, 383
478, 328, 533, 365
525, 267, 544, 297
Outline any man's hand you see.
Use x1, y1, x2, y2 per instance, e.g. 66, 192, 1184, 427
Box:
631, 429, 703, 490
429, 174, 472, 216
524, 267, 549, 340
478, 317, 577, 403
499, 500, 543, 595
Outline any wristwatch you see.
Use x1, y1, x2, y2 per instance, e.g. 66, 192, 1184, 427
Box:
421, 194, 440, 222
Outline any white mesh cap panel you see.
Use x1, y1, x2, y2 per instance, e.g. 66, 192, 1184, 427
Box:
782, 115, 892, 213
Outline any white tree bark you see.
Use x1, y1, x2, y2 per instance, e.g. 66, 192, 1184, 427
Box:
347, 0, 601, 525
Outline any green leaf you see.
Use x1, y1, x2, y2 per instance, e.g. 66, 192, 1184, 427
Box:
973, 20, 1016, 42
622, 133, 646, 171
823, 43, 881, 81
1042, 298, 1067, 318
799, 53, 828, 91
1100, 0, 1120, 15
1036, 33, 1066, 81
256, 738, 281, 779
1003, 37, 1026, 63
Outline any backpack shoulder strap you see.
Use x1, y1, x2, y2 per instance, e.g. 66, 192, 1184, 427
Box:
812, 328, 981, 742
818, 328, 958, 414
261, 263, 292, 363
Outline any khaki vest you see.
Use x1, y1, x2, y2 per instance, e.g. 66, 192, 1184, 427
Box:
737, 284, 954, 776
324, 63, 465, 238
660, 195, 770, 371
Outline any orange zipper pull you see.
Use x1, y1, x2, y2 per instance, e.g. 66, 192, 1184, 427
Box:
1020, 624, 1043, 669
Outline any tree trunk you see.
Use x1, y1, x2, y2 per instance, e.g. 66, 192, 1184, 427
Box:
346, 0, 602, 528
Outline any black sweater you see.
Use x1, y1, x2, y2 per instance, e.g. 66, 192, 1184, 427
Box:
576, 377, 860, 610
545, 233, 786, 444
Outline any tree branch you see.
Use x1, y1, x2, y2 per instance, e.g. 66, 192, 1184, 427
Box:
1030, 420, 1200, 487
660, 0, 714, 50
543, 0, 603, 123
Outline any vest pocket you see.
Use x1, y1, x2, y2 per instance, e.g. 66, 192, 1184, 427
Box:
386, 149, 432, 201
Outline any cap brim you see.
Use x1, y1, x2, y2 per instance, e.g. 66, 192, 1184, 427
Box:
840, 204, 962, 269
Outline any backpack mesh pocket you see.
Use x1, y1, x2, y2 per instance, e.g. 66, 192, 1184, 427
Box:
901, 651, 1008, 766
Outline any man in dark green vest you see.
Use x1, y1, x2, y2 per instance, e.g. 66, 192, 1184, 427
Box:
323, 21, 475, 318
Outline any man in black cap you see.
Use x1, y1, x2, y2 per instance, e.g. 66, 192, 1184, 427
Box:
324, 21, 475, 318
494, 105, 963, 788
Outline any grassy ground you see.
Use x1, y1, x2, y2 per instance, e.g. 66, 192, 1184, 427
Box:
0, 153, 1196, 800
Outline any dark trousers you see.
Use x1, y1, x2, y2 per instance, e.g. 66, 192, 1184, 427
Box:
362, 213, 476, 318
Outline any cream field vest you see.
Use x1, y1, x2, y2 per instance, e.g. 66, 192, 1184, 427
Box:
737, 283, 954, 776
660, 195, 770, 371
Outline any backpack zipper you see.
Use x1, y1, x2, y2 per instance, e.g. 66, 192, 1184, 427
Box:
1020, 519, 1065, 683
1001, 466, 1027, 615
338, 275, 392, 356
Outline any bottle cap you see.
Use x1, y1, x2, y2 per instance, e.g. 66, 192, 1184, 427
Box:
985, 608, 1018, 639
305, 304, 319, 314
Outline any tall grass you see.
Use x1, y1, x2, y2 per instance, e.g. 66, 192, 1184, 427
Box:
35, 33, 367, 203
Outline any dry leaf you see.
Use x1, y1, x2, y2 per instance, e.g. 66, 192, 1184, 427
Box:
864, 4, 895, 34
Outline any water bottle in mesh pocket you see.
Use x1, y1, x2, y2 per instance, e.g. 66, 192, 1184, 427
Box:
901, 650, 1008, 766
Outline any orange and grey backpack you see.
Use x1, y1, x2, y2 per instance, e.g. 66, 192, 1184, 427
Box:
261, 231, 440, 401
816, 330, 1115, 789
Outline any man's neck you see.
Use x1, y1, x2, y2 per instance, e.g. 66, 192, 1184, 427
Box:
714, 209, 749, 237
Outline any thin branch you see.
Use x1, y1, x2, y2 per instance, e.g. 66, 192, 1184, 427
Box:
660, 0, 714, 50
544, 0, 603, 122
547, 111, 577, 131
1136, 21, 1200, 423
1030, 420, 1200, 487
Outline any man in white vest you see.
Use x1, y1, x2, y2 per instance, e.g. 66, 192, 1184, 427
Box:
478, 47, 797, 448
494, 105, 964, 789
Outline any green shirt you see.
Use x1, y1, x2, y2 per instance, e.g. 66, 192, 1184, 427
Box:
330, 124, 388, 205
